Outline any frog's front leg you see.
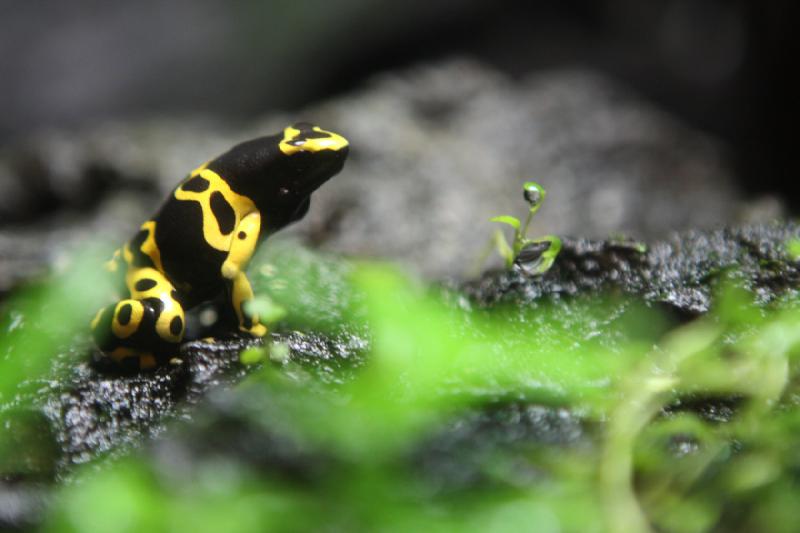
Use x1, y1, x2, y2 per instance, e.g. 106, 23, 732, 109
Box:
227, 271, 267, 337
221, 211, 261, 280
219, 210, 266, 337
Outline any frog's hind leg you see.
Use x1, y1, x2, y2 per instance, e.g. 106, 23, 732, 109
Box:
91, 267, 186, 370
91, 299, 161, 370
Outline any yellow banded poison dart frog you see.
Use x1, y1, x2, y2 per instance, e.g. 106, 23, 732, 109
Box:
91, 123, 349, 370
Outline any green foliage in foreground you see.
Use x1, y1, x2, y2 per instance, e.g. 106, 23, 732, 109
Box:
3, 243, 800, 532
0, 246, 113, 399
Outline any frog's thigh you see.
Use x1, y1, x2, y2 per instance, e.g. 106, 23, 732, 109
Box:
127, 267, 186, 344
229, 271, 267, 337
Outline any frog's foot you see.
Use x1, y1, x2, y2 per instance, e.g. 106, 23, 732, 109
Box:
239, 322, 267, 338
90, 343, 174, 373
108, 347, 159, 371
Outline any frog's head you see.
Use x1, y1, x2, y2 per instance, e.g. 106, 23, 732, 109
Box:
208, 123, 349, 233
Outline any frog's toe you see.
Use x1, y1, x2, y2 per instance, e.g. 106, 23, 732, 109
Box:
241, 323, 268, 337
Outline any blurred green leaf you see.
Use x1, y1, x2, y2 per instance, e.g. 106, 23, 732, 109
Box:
239, 346, 266, 365
1, 243, 114, 399
245, 296, 287, 324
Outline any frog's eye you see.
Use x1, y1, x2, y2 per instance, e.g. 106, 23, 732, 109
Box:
278, 187, 290, 196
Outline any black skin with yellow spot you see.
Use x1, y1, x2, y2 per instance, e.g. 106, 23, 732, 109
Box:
92, 123, 349, 370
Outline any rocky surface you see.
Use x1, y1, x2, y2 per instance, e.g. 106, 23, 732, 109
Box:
466, 223, 800, 316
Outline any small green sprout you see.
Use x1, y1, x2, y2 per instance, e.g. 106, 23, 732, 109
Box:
489, 181, 562, 274
786, 239, 800, 261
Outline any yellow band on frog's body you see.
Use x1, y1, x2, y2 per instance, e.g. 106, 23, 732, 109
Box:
175, 168, 256, 252
138, 220, 164, 273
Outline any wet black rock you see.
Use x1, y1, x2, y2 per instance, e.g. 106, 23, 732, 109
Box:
465, 222, 800, 315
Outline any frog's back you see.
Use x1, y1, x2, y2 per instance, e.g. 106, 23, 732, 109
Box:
152, 194, 228, 298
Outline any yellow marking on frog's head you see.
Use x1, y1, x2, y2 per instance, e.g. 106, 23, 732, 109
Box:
279, 124, 349, 156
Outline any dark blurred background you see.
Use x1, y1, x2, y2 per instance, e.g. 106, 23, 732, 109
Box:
0, 0, 796, 210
